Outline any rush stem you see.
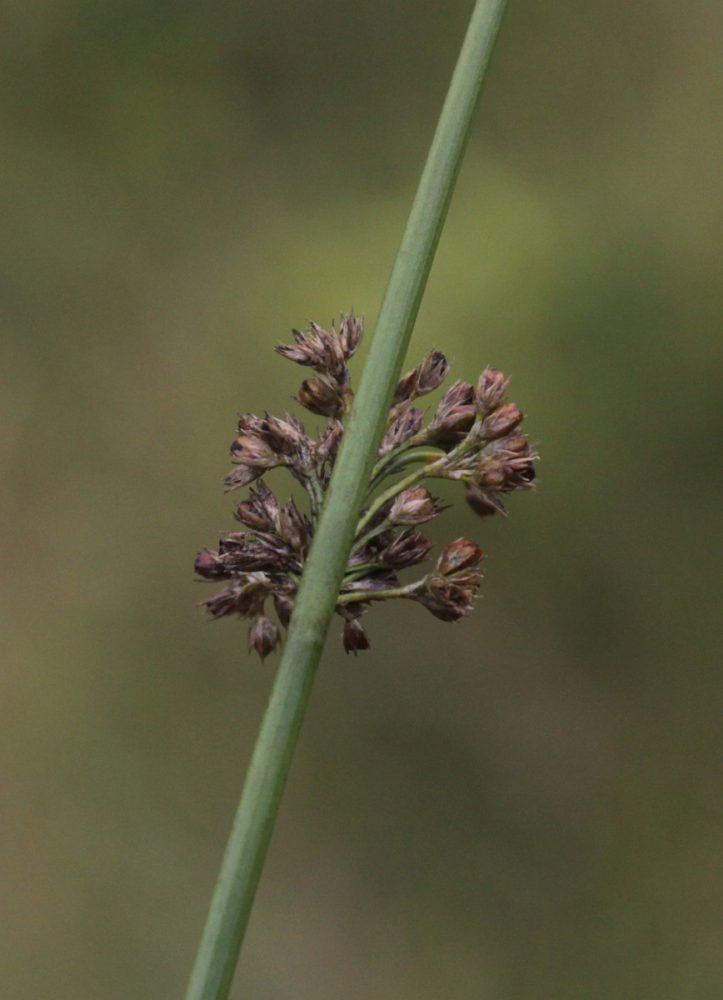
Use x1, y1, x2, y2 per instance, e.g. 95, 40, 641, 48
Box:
184, 4, 509, 997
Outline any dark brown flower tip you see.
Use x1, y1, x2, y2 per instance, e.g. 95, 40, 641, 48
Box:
248, 614, 280, 659
297, 374, 349, 418
476, 434, 537, 492
388, 485, 444, 525
224, 465, 265, 492
475, 366, 509, 413
393, 350, 450, 407
416, 571, 482, 621
257, 413, 310, 459
465, 483, 507, 517
379, 408, 424, 456
273, 591, 295, 628
436, 537, 484, 576
275, 321, 346, 378
277, 497, 311, 555
417, 350, 450, 394
202, 572, 273, 619
342, 617, 370, 654
230, 432, 278, 468
479, 401, 523, 441
317, 419, 344, 464
234, 480, 281, 532
428, 380, 477, 441
194, 548, 226, 579
379, 529, 432, 569
338, 313, 364, 359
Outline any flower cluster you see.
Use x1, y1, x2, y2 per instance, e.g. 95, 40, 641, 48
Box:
195, 313, 537, 658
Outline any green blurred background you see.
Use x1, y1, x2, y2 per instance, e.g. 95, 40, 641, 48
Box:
1, 1, 721, 997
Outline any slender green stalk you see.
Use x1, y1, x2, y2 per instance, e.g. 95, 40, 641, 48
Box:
185, 3, 508, 997
369, 445, 446, 487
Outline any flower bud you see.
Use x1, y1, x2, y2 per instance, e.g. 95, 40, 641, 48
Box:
194, 548, 226, 579
230, 433, 277, 468
273, 592, 294, 628
389, 486, 442, 525
475, 367, 509, 413
276, 321, 346, 377
278, 498, 308, 553
379, 408, 423, 456
224, 465, 264, 492
479, 401, 523, 441
476, 458, 507, 491
436, 538, 484, 576
380, 529, 432, 569
317, 420, 344, 463
297, 375, 348, 418
415, 573, 481, 621
428, 380, 476, 441
248, 614, 280, 659
343, 618, 370, 655
416, 351, 450, 394
338, 313, 364, 359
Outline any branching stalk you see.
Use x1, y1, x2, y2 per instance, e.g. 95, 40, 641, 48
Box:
184, 4, 508, 997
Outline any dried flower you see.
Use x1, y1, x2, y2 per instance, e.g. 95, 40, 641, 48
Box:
475, 366, 509, 413
273, 592, 295, 628
342, 617, 370, 655
415, 571, 482, 622
196, 311, 536, 657
479, 401, 523, 441
388, 486, 444, 525
393, 350, 449, 406
380, 529, 432, 569
436, 538, 484, 575
338, 314, 364, 359
297, 374, 349, 418
248, 614, 280, 659
428, 380, 477, 442
379, 408, 424, 456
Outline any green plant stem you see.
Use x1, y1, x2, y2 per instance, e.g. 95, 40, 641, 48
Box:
184, 3, 508, 997
369, 446, 446, 487
337, 582, 421, 605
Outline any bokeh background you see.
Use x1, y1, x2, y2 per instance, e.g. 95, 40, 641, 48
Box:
2, 1, 721, 997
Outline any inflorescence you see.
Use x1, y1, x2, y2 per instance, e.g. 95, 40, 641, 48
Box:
195, 313, 537, 658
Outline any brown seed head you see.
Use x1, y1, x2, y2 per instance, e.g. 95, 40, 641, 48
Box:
248, 614, 280, 659
224, 465, 265, 492
379, 529, 432, 569
475, 367, 509, 413
234, 480, 281, 532
297, 374, 349, 418
342, 617, 370, 655
273, 591, 295, 628
317, 420, 344, 464
417, 350, 450, 394
379, 408, 424, 456
436, 538, 484, 576
416, 573, 481, 621
338, 313, 364, 359
428, 380, 476, 441
480, 401, 523, 441
202, 572, 273, 619
276, 321, 346, 378
194, 548, 226, 579
389, 485, 443, 525
230, 433, 277, 468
